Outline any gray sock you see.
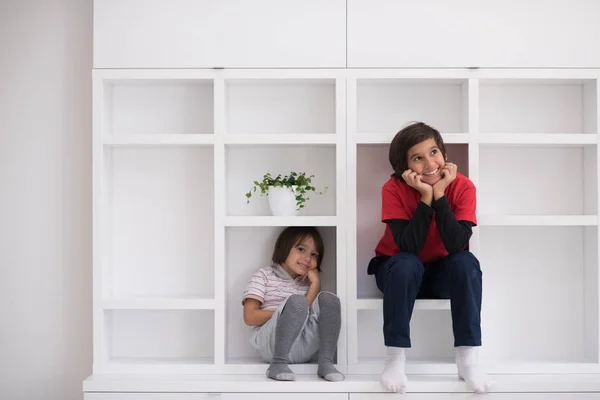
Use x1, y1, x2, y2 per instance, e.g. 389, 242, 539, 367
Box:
316, 292, 345, 381
267, 294, 309, 381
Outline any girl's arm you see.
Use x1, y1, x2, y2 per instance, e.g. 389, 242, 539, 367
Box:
431, 195, 473, 253
305, 269, 321, 306
243, 298, 275, 327
387, 201, 433, 255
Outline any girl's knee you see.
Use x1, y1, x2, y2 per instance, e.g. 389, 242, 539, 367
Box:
317, 291, 340, 309
283, 294, 309, 315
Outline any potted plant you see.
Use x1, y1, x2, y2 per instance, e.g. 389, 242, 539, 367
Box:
245, 172, 327, 216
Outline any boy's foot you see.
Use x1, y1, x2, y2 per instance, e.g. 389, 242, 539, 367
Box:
380, 347, 407, 393
456, 346, 492, 393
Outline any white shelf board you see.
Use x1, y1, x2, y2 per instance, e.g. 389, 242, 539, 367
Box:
357, 133, 468, 145
475, 69, 600, 80
102, 359, 216, 374
99, 361, 338, 375
109, 358, 215, 365
357, 298, 450, 310
103, 134, 214, 146
224, 360, 340, 375
93, 69, 217, 80
224, 216, 338, 227
479, 133, 597, 146
82, 373, 600, 393
224, 134, 337, 145
478, 215, 598, 226
102, 298, 215, 310
223, 69, 343, 80
348, 69, 473, 80
352, 360, 600, 375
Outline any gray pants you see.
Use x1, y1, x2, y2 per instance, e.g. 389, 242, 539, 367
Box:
249, 291, 337, 363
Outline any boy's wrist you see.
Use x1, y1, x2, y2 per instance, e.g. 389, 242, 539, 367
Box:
419, 190, 433, 206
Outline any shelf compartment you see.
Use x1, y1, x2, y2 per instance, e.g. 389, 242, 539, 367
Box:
479, 146, 597, 216
478, 215, 598, 226
355, 143, 469, 299
357, 310, 454, 364
357, 132, 468, 145
223, 134, 337, 145
106, 147, 214, 299
106, 310, 214, 363
226, 145, 336, 217
104, 134, 215, 146
478, 226, 598, 363
356, 298, 450, 310
356, 79, 469, 135
479, 79, 597, 134
225, 79, 336, 135
219, 360, 329, 375
224, 216, 338, 227
102, 297, 215, 310
105, 80, 214, 135
225, 226, 337, 364
479, 133, 597, 146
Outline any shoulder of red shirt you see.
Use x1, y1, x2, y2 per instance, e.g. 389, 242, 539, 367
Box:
451, 172, 475, 190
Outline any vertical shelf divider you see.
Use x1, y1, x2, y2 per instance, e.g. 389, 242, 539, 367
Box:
467, 77, 481, 258
213, 72, 226, 365
335, 76, 348, 370
346, 76, 359, 369
584, 78, 600, 366
583, 77, 599, 365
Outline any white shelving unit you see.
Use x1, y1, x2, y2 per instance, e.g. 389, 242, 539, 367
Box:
92, 69, 347, 376
89, 67, 600, 395
347, 69, 600, 375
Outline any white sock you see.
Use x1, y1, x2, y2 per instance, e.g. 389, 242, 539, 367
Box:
455, 346, 492, 393
380, 346, 407, 393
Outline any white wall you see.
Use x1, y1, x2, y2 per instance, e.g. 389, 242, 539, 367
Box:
0, 1, 93, 399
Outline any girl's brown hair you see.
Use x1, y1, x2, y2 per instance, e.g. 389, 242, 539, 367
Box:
272, 226, 324, 271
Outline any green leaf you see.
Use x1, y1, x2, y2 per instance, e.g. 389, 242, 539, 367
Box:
245, 170, 327, 208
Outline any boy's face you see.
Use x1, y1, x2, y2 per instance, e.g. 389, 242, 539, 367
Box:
406, 138, 446, 186
281, 236, 319, 278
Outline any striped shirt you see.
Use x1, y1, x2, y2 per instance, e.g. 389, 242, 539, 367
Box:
242, 264, 311, 310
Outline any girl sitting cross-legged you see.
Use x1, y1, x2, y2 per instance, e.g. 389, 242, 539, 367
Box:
242, 226, 344, 382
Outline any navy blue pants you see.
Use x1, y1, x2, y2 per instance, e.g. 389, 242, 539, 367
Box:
374, 251, 482, 348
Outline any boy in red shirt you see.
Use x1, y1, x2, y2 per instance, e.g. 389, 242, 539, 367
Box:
368, 122, 491, 393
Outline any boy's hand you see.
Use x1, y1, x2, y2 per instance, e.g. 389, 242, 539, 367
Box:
402, 169, 433, 196
433, 162, 457, 198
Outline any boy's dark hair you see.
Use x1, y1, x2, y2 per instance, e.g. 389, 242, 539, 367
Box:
272, 226, 324, 271
389, 122, 447, 182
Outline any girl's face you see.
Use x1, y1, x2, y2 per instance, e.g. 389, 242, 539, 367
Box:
281, 236, 319, 278
406, 138, 446, 186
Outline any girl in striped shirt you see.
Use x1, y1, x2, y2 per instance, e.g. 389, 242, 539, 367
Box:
242, 226, 344, 382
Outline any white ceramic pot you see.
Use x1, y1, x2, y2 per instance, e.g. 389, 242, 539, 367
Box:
268, 185, 299, 216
